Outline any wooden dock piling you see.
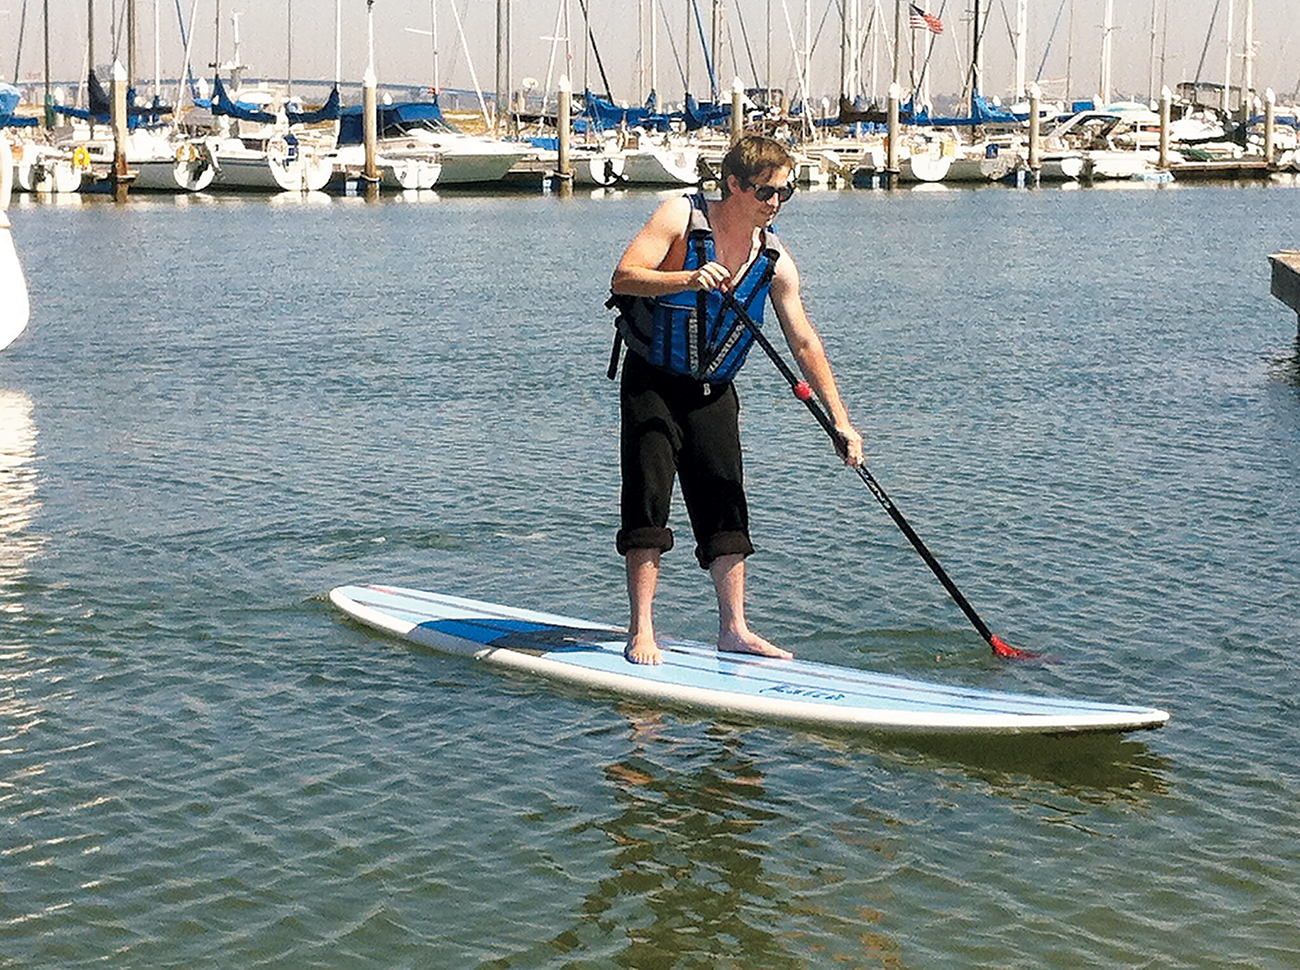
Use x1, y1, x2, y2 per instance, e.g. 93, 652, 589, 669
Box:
1269, 251, 1300, 331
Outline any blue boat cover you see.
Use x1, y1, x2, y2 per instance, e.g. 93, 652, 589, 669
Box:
210, 76, 275, 123
286, 86, 340, 125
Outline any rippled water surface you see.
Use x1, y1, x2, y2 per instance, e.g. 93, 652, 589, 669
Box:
3, 179, 1299, 967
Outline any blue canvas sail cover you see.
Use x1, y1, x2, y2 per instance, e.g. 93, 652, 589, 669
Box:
683, 94, 730, 131
336, 98, 460, 145
286, 86, 340, 125
0, 82, 37, 127
919, 92, 1017, 127
210, 76, 276, 123
582, 91, 670, 132
51, 72, 171, 127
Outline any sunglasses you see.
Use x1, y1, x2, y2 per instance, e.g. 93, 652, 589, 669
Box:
744, 180, 795, 203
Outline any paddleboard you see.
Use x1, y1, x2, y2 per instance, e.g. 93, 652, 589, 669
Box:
329, 584, 1170, 736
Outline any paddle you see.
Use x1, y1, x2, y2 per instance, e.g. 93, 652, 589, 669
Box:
717, 289, 1040, 661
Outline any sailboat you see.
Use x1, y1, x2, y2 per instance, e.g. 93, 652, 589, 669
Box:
200, 13, 336, 193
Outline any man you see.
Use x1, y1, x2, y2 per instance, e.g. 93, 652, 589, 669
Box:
609, 134, 864, 666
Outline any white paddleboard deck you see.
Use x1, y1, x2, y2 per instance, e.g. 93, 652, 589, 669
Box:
329, 584, 1170, 736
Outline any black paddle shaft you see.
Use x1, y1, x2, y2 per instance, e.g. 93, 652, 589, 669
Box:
719, 289, 998, 647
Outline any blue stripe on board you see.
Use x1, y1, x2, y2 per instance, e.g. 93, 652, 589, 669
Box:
417, 617, 562, 646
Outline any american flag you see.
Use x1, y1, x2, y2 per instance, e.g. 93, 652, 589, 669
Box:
909, 4, 944, 34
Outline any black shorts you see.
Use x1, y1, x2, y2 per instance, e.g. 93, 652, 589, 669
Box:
616, 351, 754, 569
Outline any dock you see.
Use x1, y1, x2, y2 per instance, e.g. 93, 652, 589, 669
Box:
1268, 251, 1300, 330
1168, 158, 1274, 180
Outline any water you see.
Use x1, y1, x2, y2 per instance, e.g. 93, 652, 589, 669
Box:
2, 179, 1299, 967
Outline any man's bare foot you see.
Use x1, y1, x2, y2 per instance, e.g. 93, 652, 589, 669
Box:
625, 632, 663, 665
717, 628, 793, 660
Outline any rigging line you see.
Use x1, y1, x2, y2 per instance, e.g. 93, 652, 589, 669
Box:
1192, 0, 1223, 91
963, 0, 995, 103
910, 0, 950, 107
1035, 0, 1068, 82
726, 12, 743, 83
13, 0, 28, 81
689, 0, 715, 101
656, 0, 687, 90
997, 0, 1015, 56
732, 0, 761, 88
808, 0, 838, 66
111, 0, 130, 64
575, 0, 614, 101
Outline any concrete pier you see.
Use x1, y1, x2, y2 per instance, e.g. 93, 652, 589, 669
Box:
1268, 251, 1300, 330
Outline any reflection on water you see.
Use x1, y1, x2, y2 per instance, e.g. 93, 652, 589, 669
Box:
0, 388, 41, 603
1266, 335, 1300, 388
526, 712, 904, 968
883, 731, 1174, 804
0, 388, 43, 752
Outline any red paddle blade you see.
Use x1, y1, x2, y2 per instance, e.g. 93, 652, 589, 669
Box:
989, 634, 1043, 661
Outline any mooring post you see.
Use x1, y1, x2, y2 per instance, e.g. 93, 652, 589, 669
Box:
886, 81, 900, 189
111, 59, 130, 201
1264, 89, 1276, 167
557, 75, 572, 180
1027, 82, 1041, 183
731, 76, 744, 146
362, 66, 379, 195
1158, 85, 1171, 170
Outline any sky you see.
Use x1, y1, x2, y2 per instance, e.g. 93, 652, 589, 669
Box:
5, 0, 1298, 106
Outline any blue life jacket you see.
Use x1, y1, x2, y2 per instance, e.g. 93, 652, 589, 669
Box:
608, 194, 782, 385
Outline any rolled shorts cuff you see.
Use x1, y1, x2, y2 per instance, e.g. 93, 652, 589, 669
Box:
617, 526, 674, 556
695, 531, 754, 570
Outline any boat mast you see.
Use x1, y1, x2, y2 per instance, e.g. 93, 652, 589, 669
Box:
429, 0, 439, 91
287, 0, 293, 97
153, 0, 160, 98
1014, 0, 1026, 101
712, 0, 722, 102
127, 0, 136, 88
1065, 0, 1073, 105
43, 0, 52, 126
1241, 0, 1253, 118
1147, 0, 1157, 101
651, 0, 657, 100
1222, 0, 1234, 112
1099, 0, 1113, 105
684, 0, 691, 100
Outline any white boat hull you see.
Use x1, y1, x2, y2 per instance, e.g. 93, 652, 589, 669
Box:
945, 152, 1017, 182
13, 146, 86, 194
572, 152, 626, 186
132, 154, 216, 192
621, 146, 700, 185
900, 153, 951, 183
207, 150, 334, 192
377, 156, 442, 190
